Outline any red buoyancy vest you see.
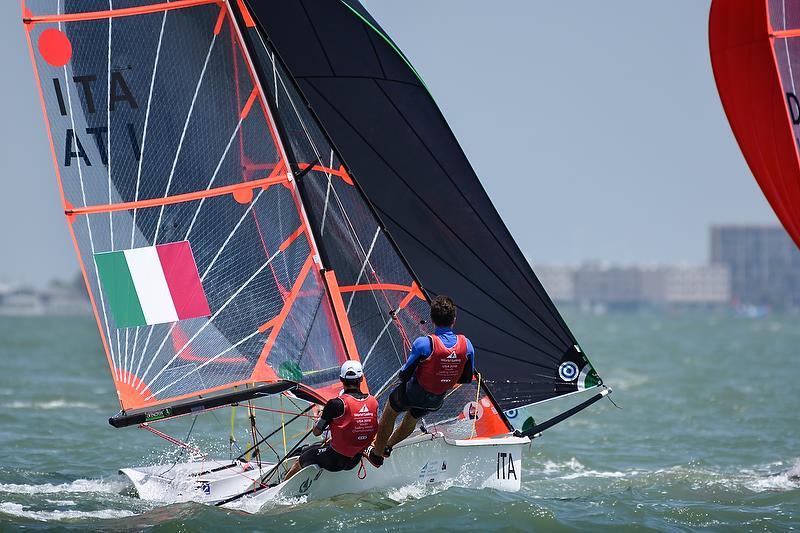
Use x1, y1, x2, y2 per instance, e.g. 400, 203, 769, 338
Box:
329, 393, 379, 458
414, 334, 469, 395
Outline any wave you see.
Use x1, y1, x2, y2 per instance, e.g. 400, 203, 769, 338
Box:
741, 460, 800, 492
531, 457, 800, 494
0, 400, 101, 410
0, 478, 129, 495
0, 502, 134, 522
536, 457, 642, 480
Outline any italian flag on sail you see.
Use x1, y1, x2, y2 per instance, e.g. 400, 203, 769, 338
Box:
94, 241, 211, 328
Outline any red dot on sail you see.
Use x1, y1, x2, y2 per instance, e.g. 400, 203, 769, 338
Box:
233, 187, 254, 204
38, 29, 72, 67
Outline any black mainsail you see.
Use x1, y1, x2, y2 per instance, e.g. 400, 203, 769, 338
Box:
243, 0, 603, 412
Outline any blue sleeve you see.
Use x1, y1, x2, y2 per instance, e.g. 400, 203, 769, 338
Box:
457, 338, 475, 384
398, 336, 432, 382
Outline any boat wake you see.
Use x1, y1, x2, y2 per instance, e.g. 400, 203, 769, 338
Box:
0, 399, 101, 410
0, 478, 129, 495
0, 502, 135, 522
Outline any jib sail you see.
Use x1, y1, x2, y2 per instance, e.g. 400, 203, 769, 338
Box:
710, 0, 800, 248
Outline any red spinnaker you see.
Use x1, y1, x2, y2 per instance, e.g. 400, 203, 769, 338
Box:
709, 0, 800, 248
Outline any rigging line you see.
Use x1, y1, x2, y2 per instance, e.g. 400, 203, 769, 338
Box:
132, 324, 155, 387
116, 330, 122, 382
184, 111, 250, 241
124, 329, 129, 383
305, 80, 572, 348
297, 75, 422, 90
320, 182, 406, 365
200, 188, 265, 281
361, 316, 394, 366
61, 64, 117, 379
345, 226, 380, 315
377, 207, 565, 355
107, 1, 113, 252
373, 368, 400, 400
153, 31, 218, 244
318, 149, 335, 235
128, 326, 140, 383
370, 79, 571, 336
148, 329, 260, 398
326, 184, 404, 359
144, 249, 282, 393
272, 50, 278, 109
137, 322, 177, 390
131, 9, 168, 247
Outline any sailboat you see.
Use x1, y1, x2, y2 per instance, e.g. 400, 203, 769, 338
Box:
21, 0, 609, 508
709, 0, 800, 249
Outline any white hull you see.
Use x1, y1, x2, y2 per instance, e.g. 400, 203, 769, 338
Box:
120, 459, 265, 504
120, 433, 530, 508
231, 433, 529, 513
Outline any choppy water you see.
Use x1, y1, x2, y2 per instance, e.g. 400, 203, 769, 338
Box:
0, 311, 798, 532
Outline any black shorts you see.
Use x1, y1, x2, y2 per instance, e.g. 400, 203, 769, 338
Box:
298, 442, 360, 472
389, 380, 446, 419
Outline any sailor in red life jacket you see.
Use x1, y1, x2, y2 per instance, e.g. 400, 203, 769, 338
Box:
371, 295, 474, 463
283, 360, 380, 481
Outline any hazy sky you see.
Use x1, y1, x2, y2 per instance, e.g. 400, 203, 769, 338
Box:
0, 1, 777, 286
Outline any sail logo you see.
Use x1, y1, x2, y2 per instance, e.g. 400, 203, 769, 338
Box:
558, 361, 579, 382
95, 241, 211, 328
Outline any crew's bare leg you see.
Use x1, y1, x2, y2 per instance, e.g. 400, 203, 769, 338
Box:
283, 459, 302, 482
373, 404, 400, 457
385, 412, 418, 450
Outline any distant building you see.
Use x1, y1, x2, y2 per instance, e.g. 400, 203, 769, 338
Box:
534, 265, 575, 303
573, 265, 649, 308
0, 287, 43, 315
532, 263, 730, 308
0, 275, 90, 316
657, 265, 731, 305
710, 225, 800, 309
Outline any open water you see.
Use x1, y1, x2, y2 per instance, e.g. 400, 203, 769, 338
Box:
0, 311, 798, 532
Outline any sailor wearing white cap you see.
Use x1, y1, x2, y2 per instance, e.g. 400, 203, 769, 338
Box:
283, 360, 382, 481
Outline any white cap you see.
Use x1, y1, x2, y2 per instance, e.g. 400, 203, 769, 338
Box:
340, 360, 364, 380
